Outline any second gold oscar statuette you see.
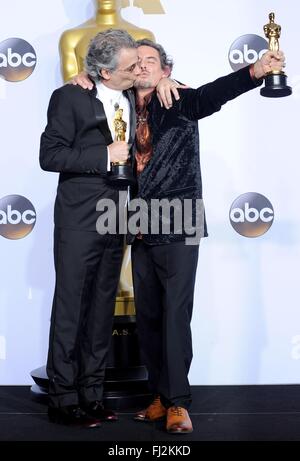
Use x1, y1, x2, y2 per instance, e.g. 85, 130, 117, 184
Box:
260, 12, 292, 98
110, 104, 136, 186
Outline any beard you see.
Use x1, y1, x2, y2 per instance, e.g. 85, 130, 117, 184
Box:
134, 78, 153, 89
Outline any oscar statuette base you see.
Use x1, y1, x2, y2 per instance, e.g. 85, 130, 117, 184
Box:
260, 72, 292, 98
109, 163, 136, 187
30, 313, 152, 410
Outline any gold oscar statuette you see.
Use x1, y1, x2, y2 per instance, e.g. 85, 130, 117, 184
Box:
110, 104, 136, 186
114, 107, 127, 142
260, 12, 292, 98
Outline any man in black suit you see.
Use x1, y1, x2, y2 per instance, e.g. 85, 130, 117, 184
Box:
73, 39, 285, 433
39, 29, 141, 427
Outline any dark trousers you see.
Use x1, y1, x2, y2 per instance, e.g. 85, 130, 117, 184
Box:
132, 239, 199, 409
47, 227, 123, 407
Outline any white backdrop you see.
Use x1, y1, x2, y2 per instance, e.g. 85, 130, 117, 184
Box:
0, 0, 299, 385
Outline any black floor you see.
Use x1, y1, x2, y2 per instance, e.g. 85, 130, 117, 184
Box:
1, 385, 300, 443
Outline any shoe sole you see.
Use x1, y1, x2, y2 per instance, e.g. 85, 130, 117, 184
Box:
167, 428, 193, 434
83, 413, 118, 422
134, 415, 166, 422
48, 415, 101, 428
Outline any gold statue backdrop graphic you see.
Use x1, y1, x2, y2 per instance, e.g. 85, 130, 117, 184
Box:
59, 0, 165, 313
122, 0, 165, 14
60, 0, 165, 81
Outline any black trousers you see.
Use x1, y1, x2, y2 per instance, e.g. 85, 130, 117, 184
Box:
47, 227, 123, 407
132, 239, 199, 409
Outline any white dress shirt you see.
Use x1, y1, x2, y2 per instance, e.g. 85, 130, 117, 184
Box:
96, 82, 130, 171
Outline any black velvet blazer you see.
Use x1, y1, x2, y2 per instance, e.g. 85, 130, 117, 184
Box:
130, 65, 262, 245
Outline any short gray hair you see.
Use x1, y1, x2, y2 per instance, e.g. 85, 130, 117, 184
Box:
85, 29, 137, 81
136, 39, 174, 72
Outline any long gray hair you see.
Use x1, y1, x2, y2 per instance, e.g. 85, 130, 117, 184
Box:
85, 29, 137, 81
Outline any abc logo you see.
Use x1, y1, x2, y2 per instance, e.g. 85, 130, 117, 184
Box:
0, 38, 37, 82
0, 195, 36, 240
229, 193, 274, 238
228, 34, 268, 71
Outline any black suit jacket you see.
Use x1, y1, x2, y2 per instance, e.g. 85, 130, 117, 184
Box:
40, 84, 136, 231
130, 66, 262, 244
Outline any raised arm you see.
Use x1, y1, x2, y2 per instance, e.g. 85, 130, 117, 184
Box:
177, 50, 285, 120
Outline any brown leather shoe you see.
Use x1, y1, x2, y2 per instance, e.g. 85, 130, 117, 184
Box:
134, 396, 167, 422
166, 406, 193, 434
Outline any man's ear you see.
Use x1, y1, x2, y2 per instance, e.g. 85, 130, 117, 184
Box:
101, 69, 111, 81
162, 66, 172, 78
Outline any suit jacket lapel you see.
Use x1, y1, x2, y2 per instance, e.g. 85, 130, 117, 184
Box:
124, 89, 136, 146
89, 86, 113, 145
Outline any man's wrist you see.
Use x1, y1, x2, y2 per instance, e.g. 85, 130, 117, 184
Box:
249, 64, 264, 85
249, 64, 256, 80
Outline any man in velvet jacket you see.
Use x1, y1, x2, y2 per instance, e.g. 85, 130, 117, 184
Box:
73, 39, 285, 433
129, 40, 285, 434
39, 29, 141, 427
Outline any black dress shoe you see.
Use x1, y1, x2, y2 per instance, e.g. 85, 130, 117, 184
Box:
82, 401, 118, 421
48, 405, 101, 428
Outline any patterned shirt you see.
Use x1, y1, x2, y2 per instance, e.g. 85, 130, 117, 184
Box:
135, 93, 154, 174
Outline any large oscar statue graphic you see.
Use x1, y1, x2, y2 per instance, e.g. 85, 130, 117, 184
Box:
260, 12, 292, 98
31, 0, 165, 408
60, 0, 157, 81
